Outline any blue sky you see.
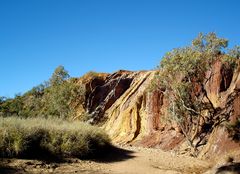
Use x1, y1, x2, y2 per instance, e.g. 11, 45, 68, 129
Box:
0, 0, 240, 97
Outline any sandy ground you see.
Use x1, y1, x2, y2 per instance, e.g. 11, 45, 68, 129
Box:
0, 146, 223, 174
99, 146, 212, 174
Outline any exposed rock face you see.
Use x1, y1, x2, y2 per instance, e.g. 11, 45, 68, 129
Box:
200, 61, 240, 157
75, 61, 240, 158
87, 70, 134, 123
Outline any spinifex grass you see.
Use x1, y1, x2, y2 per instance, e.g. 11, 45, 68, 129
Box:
0, 116, 110, 159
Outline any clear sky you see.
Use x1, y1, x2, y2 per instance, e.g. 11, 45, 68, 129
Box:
0, 0, 240, 97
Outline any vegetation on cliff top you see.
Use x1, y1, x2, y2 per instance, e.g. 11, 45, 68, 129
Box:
154, 32, 240, 149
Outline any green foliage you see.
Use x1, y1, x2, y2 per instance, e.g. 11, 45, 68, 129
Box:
228, 45, 240, 59
0, 97, 6, 103
0, 96, 24, 117
192, 32, 228, 55
0, 66, 86, 119
154, 32, 238, 146
41, 79, 85, 119
49, 65, 70, 86
158, 48, 204, 123
158, 33, 229, 90
0, 116, 110, 158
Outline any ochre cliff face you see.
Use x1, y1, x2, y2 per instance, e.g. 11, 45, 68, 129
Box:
200, 61, 240, 157
103, 71, 155, 144
75, 62, 240, 158
76, 70, 185, 150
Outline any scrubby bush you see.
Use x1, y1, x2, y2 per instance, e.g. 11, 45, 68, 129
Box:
154, 32, 238, 148
40, 79, 85, 119
0, 117, 110, 159
49, 65, 70, 86
0, 65, 86, 120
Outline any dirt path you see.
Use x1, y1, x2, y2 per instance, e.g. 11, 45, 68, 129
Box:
1, 145, 213, 174
97, 146, 211, 174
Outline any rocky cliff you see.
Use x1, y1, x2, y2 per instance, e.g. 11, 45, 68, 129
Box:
75, 61, 240, 159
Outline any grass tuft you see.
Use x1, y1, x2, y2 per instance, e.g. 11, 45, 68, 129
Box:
0, 116, 110, 159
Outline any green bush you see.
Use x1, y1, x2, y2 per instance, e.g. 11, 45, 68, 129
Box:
0, 117, 110, 159
0, 66, 86, 120
153, 32, 238, 148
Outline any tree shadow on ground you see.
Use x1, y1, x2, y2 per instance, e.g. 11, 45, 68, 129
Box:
85, 144, 136, 163
21, 144, 136, 164
0, 160, 26, 174
0, 166, 24, 174
216, 162, 240, 173
0, 144, 135, 169
17, 147, 64, 164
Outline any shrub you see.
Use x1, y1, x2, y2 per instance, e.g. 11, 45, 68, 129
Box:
154, 32, 238, 148
0, 117, 110, 159
0, 66, 86, 120
49, 65, 70, 86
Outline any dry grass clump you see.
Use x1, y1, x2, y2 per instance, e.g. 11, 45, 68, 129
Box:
0, 117, 110, 159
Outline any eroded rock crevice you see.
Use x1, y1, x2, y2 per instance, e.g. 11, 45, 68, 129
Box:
74, 61, 240, 158
86, 71, 134, 123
